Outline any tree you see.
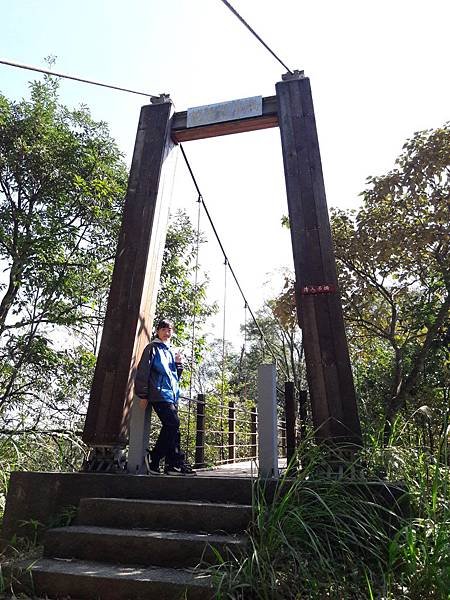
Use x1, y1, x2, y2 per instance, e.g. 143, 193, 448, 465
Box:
224, 300, 305, 407
0, 75, 128, 429
275, 124, 450, 439
155, 209, 217, 389
0, 77, 221, 514
332, 123, 450, 437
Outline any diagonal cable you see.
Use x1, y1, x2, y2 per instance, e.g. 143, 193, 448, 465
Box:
218, 0, 293, 74
179, 143, 288, 375
0, 58, 160, 100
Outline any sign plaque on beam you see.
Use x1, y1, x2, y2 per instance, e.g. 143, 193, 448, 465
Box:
187, 96, 262, 128
172, 96, 277, 143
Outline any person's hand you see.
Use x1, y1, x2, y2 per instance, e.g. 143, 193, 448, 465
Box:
139, 398, 148, 410
175, 351, 183, 364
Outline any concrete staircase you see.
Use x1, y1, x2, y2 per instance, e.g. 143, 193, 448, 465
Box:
27, 477, 253, 599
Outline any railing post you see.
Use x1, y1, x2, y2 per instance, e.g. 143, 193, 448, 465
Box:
257, 364, 278, 478
250, 406, 257, 459
228, 400, 235, 463
285, 381, 296, 463
194, 394, 206, 468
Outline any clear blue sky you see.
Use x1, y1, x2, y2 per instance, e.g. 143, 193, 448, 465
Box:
1, 0, 449, 341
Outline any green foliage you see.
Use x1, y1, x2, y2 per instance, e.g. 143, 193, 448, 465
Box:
0, 75, 128, 433
0, 79, 222, 536
277, 123, 450, 435
218, 301, 305, 410
157, 210, 217, 333
211, 428, 450, 599
0, 429, 86, 529
155, 209, 217, 391
332, 124, 450, 432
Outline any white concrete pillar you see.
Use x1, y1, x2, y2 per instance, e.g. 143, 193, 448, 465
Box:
127, 395, 152, 474
257, 363, 279, 478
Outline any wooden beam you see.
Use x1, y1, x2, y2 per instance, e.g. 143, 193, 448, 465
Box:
276, 75, 362, 446
83, 100, 175, 447
171, 95, 278, 143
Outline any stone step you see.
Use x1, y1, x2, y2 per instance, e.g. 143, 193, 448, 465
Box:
30, 557, 213, 600
44, 525, 247, 568
4, 472, 267, 544
77, 497, 252, 533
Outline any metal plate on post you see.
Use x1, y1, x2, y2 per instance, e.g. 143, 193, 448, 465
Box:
187, 96, 262, 128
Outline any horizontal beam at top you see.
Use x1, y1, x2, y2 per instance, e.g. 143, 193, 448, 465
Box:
171, 95, 278, 143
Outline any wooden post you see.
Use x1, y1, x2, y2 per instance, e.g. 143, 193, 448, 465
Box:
194, 394, 206, 468
285, 381, 296, 463
276, 73, 362, 446
82, 98, 175, 459
228, 400, 236, 463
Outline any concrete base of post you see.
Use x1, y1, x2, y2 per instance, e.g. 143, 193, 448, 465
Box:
127, 395, 152, 474
257, 364, 279, 479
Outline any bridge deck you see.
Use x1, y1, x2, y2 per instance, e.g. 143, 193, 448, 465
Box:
197, 459, 287, 478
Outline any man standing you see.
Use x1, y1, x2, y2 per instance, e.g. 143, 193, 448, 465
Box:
135, 318, 195, 476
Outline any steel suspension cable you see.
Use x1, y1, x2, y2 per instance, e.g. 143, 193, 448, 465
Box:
221, 258, 228, 404
243, 300, 248, 371
179, 144, 286, 374
188, 194, 202, 400
0, 58, 160, 100
240, 301, 248, 401
185, 194, 202, 462
220, 258, 228, 463
218, 0, 293, 74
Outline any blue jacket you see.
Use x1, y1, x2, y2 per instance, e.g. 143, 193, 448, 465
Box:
135, 339, 183, 404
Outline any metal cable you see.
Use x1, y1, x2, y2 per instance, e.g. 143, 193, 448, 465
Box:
241, 302, 248, 400
188, 195, 202, 400
218, 0, 293, 74
183, 196, 201, 462
179, 144, 286, 372
220, 259, 228, 462
0, 58, 160, 100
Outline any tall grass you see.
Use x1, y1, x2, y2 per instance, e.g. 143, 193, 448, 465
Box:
211, 424, 450, 599
0, 431, 86, 527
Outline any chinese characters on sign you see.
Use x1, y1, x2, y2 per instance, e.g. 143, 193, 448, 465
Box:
301, 284, 336, 295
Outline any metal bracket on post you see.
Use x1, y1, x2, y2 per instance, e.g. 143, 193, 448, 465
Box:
281, 69, 305, 81
127, 396, 152, 474
257, 363, 279, 479
151, 93, 171, 104
82, 445, 127, 473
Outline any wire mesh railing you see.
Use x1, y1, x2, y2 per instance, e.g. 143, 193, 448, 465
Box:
146, 394, 258, 469
144, 382, 303, 471
278, 413, 287, 459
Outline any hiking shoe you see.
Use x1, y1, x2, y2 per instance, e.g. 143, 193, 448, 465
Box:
145, 452, 161, 475
164, 462, 197, 477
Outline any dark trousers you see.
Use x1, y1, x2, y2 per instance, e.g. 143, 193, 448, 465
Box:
151, 401, 183, 467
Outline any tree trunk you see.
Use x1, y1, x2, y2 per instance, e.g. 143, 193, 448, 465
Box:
383, 293, 450, 443
0, 262, 23, 335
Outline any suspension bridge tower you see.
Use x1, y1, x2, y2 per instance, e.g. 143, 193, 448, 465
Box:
81, 71, 362, 472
